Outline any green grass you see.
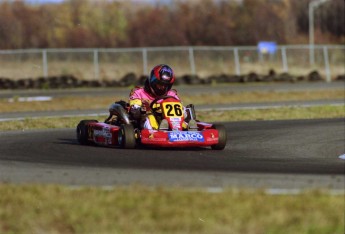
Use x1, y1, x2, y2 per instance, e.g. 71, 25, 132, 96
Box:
197, 105, 345, 122
0, 105, 343, 131
0, 185, 343, 234
0, 89, 343, 113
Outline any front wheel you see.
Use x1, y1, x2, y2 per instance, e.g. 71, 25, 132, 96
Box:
118, 124, 136, 149
211, 124, 227, 150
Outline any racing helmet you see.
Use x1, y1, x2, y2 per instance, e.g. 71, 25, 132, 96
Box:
145, 64, 175, 97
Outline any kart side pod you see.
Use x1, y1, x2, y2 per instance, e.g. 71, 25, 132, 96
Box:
109, 103, 130, 125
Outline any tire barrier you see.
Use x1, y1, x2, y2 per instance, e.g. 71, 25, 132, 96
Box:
0, 70, 344, 90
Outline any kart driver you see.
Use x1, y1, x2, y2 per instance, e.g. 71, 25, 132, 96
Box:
129, 64, 197, 130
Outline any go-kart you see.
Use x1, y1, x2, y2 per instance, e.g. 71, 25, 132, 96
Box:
76, 96, 227, 150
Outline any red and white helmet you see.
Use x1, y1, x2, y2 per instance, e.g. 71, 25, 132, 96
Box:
145, 64, 175, 97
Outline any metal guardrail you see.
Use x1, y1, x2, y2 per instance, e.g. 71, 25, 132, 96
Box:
0, 45, 344, 82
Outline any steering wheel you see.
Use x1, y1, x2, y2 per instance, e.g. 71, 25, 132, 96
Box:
149, 95, 178, 115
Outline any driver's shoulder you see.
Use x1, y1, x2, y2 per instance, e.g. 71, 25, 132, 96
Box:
129, 86, 144, 96
168, 89, 178, 96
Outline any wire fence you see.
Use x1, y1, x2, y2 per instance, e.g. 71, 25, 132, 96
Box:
0, 45, 344, 82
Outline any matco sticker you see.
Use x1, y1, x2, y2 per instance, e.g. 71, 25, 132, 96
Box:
168, 132, 204, 142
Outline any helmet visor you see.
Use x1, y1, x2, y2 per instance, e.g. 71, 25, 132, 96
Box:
151, 79, 169, 96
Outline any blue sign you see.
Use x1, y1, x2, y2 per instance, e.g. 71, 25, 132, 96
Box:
168, 132, 204, 142
258, 41, 277, 54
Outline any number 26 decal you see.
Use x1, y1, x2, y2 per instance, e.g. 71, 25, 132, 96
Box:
163, 103, 183, 117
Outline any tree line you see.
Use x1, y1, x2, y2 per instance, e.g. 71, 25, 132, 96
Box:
0, 0, 343, 49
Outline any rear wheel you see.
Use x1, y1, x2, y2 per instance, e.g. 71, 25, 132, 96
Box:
118, 124, 136, 149
211, 124, 227, 150
76, 120, 98, 145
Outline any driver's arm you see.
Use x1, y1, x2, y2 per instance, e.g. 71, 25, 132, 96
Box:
129, 99, 142, 119
129, 87, 143, 119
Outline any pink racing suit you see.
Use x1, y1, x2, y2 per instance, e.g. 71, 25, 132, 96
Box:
129, 87, 180, 104
129, 87, 181, 129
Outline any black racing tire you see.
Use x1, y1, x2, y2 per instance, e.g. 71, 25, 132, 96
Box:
211, 124, 227, 150
118, 124, 136, 149
76, 120, 98, 145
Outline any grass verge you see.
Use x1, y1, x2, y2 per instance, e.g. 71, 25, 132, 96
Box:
0, 184, 343, 234
0, 105, 343, 131
1, 89, 344, 113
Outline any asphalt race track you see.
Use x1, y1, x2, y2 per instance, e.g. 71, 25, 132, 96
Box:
0, 118, 344, 190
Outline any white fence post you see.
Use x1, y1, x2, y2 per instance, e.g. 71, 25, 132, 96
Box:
93, 49, 99, 80
42, 49, 48, 77
234, 48, 240, 76
188, 47, 196, 75
281, 46, 288, 73
323, 46, 331, 82
142, 48, 148, 75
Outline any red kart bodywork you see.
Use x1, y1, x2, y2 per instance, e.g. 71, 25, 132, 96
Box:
86, 122, 121, 146
140, 122, 219, 147
84, 121, 221, 148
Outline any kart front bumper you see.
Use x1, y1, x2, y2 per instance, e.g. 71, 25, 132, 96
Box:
140, 129, 219, 147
